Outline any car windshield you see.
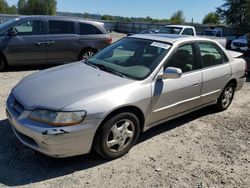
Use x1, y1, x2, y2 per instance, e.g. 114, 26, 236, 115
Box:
159, 27, 182, 34
86, 38, 170, 80
0, 18, 18, 31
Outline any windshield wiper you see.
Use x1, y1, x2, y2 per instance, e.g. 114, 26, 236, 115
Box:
83, 60, 99, 69
92, 63, 127, 78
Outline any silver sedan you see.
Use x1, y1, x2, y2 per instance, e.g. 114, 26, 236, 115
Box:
6, 34, 246, 159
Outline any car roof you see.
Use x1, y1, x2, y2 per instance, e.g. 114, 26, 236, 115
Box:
16, 15, 104, 25
129, 34, 216, 44
164, 25, 194, 28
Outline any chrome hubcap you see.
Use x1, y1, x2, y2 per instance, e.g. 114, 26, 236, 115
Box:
106, 119, 135, 153
222, 86, 233, 108
82, 51, 94, 60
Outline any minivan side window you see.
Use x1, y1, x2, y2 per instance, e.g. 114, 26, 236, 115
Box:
14, 21, 44, 35
182, 28, 194, 36
199, 42, 227, 68
165, 43, 199, 73
79, 23, 103, 35
49, 21, 75, 34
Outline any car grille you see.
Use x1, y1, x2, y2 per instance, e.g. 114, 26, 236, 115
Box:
233, 42, 247, 47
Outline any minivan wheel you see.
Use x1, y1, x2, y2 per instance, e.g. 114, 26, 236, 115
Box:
94, 112, 140, 160
80, 50, 95, 61
216, 83, 235, 111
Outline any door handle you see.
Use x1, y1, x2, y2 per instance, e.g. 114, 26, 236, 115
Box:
224, 74, 229, 78
193, 83, 199, 87
35, 41, 44, 46
45, 41, 55, 46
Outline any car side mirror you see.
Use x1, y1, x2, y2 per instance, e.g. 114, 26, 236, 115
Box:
159, 67, 182, 79
8, 28, 18, 36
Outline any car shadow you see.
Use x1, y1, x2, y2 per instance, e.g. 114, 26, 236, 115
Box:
0, 106, 217, 186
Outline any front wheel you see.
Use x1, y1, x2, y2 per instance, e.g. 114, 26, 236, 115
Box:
216, 83, 235, 111
94, 112, 140, 160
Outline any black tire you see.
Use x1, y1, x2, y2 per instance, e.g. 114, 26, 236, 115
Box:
216, 83, 235, 111
79, 49, 96, 61
0, 57, 6, 72
94, 112, 140, 160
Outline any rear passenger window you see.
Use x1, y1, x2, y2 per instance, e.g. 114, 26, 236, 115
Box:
182, 28, 194, 36
199, 43, 227, 68
49, 21, 75, 34
165, 43, 199, 73
79, 23, 103, 35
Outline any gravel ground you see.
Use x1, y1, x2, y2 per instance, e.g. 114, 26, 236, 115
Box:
0, 32, 249, 188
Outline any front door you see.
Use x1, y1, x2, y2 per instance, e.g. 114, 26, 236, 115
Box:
3, 20, 46, 65
150, 43, 202, 124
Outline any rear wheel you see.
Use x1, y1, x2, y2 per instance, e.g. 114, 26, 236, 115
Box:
216, 83, 235, 111
94, 112, 140, 160
80, 49, 96, 61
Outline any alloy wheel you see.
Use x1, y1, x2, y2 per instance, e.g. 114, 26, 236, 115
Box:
106, 119, 135, 153
221, 86, 234, 109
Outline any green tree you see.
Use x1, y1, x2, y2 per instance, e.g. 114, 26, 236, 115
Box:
101, 15, 115, 20
8, 5, 18, 14
17, 0, 57, 15
0, 0, 8, 13
202, 12, 220, 24
0, 0, 17, 14
170, 10, 185, 24
216, 0, 247, 27
245, 0, 250, 26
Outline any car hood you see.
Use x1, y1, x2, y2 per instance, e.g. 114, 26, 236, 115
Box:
12, 62, 133, 111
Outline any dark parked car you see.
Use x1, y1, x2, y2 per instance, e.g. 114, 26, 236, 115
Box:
0, 16, 112, 71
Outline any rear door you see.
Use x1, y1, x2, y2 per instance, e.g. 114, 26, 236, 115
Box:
198, 42, 231, 103
150, 43, 203, 124
46, 19, 80, 64
3, 19, 46, 65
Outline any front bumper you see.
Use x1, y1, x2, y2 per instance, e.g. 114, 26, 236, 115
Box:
6, 95, 101, 158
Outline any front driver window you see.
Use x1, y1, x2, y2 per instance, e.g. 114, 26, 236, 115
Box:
165, 43, 199, 73
14, 21, 43, 35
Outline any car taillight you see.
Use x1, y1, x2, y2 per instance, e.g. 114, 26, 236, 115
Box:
107, 37, 112, 44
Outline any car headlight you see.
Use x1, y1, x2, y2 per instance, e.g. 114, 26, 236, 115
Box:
28, 109, 87, 126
